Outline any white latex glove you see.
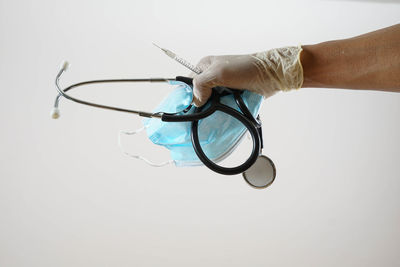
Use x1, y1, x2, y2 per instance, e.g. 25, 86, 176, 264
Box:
192, 46, 304, 107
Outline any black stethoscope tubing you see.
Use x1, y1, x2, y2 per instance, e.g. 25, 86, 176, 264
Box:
163, 77, 262, 175
55, 69, 263, 175
191, 93, 261, 175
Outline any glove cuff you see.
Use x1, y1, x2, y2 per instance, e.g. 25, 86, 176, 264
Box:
252, 45, 304, 93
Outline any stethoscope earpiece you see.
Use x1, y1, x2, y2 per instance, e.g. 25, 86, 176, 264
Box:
50, 107, 60, 119
60, 61, 69, 72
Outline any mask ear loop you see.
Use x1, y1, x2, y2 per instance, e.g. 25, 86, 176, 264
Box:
118, 126, 173, 167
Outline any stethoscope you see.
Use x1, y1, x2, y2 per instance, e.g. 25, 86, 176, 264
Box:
53, 61, 276, 189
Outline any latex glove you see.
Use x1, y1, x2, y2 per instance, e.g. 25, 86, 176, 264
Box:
192, 46, 304, 107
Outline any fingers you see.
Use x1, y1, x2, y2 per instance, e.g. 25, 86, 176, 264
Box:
196, 56, 214, 72
192, 65, 221, 107
187, 56, 213, 76
188, 56, 216, 106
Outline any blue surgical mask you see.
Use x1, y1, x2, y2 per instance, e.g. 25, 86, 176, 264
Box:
119, 80, 263, 167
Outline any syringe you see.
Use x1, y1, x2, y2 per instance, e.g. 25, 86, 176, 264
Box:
153, 43, 202, 75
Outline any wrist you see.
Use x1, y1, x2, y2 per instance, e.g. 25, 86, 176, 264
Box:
300, 44, 317, 88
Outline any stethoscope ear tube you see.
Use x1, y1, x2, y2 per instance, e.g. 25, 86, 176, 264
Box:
53, 62, 176, 119
175, 76, 194, 86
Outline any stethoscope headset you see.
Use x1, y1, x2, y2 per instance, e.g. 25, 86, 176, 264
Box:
52, 62, 276, 189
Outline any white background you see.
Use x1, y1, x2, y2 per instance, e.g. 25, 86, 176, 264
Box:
1, 0, 399, 266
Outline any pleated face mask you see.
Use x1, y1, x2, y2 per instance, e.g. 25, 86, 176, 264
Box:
119, 80, 263, 167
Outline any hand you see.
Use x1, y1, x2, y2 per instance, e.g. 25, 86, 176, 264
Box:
191, 46, 304, 107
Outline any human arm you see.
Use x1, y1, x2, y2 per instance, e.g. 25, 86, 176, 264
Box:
192, 24, 400, 107
301, 24, 400, 91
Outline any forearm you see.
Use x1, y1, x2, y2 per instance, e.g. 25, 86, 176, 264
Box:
300, 24, 400, 91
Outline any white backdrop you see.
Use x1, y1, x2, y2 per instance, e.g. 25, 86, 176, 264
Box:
1, 0, 400, 266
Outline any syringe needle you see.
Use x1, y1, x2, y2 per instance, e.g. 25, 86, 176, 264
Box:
152, 43, 202, 74
152, 42, 161, 49
152, 43, 176, 59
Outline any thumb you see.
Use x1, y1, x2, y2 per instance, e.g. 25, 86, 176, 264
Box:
192, 69, 218, 107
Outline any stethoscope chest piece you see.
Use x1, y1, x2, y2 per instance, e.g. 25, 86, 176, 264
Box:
242, 155, 276, 189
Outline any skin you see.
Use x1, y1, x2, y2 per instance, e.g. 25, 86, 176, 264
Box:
301, 24, 400, 91
192, 24, 400, 106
